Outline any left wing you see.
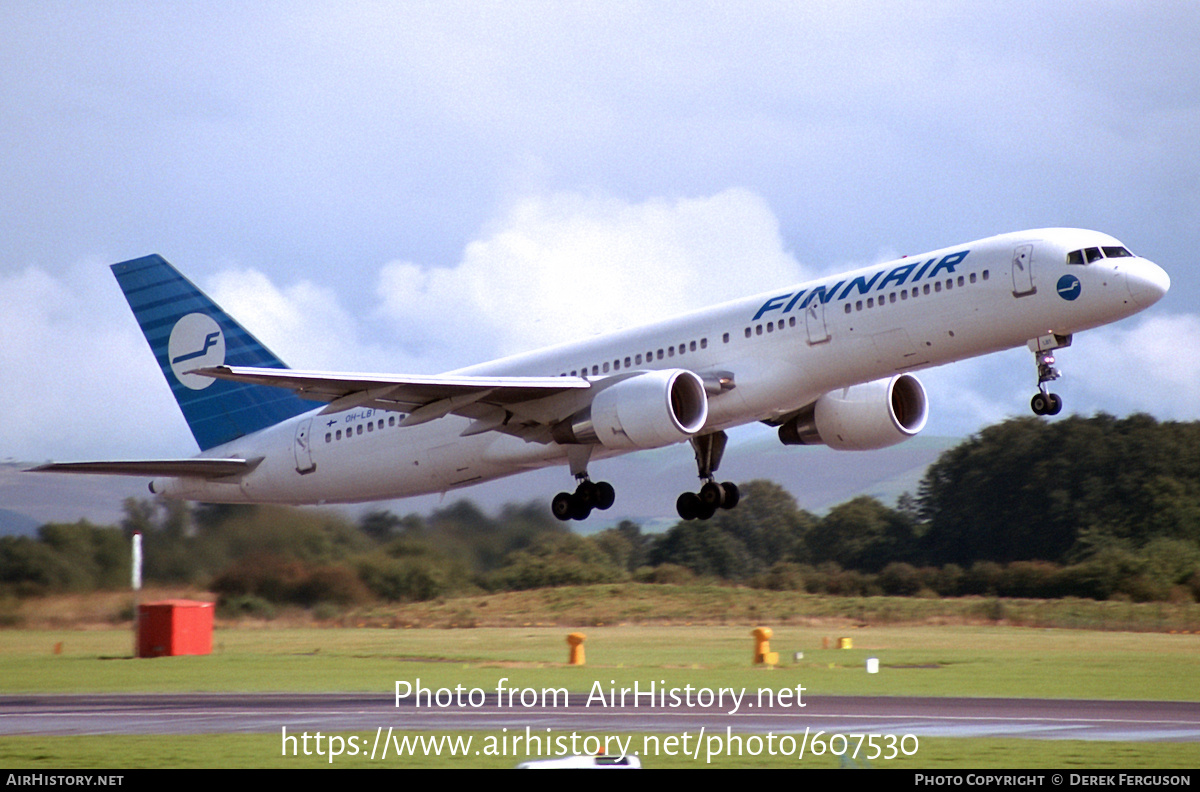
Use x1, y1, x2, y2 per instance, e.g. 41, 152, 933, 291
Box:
194, 365, 592, 440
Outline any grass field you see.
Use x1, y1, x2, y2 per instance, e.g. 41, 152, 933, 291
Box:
3, 623, 1198, 701
2, 586, 1198, 769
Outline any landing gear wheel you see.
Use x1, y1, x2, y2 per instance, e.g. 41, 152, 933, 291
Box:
570, 496, 593, 521
677, 492, 701, 521
594, 481, 615, 510
1031, 392, 1063, 416
720, 481, 740, 510
699, 481, 725, 509
677, 490, 717, 520
551, 492, 574, 521
575, 479, 598, 508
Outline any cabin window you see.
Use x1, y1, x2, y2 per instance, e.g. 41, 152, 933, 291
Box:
325, 432, 332, 443
723, 332, 730, 343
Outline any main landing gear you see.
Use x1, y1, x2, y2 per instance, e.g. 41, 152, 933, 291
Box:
549, 432, 745, 522
552, 446, 616, 522
1027, 333, 1071, 416
676, 431, 740, 521
551, 478, 616, 522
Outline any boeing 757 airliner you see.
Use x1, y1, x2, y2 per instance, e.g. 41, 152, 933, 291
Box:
32, 228, 1169, 521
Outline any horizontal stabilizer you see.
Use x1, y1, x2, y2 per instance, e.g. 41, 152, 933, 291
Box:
27, 458, 260, 479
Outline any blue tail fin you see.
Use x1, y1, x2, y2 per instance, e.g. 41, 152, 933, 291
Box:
111, 254, 313, 451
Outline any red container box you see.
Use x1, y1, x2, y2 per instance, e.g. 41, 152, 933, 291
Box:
137, 600, 213, 657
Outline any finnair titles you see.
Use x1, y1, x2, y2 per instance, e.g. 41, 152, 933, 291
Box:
32, 228, 1169, 521
751, 249, 968, 321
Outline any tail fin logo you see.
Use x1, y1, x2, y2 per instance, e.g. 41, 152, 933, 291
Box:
168, 313, 226, 390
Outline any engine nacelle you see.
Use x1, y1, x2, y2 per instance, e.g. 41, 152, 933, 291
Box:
551, 369, 709, 449
778, 373, 928, 451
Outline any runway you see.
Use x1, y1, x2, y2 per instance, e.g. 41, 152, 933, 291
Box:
3, 693, 1198, 742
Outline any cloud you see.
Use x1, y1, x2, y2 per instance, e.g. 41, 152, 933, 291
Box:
205, 268, 384, 372
375, 189, 810, 367
1071, 313, 1200, 421
0, 260, 193, 460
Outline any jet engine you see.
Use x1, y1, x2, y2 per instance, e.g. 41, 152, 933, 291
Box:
551, 369, 709, 449
778, 373, 928, 451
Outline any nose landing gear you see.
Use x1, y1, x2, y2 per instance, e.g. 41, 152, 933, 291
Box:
1027, 333, 1071, 416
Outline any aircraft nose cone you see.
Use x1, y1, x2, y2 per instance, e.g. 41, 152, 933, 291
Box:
1127, 259, 1170, 308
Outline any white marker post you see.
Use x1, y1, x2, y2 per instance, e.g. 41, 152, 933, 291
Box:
132, 532, 142, 657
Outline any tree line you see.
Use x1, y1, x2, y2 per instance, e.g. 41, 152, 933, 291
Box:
2, 413, 1198, 612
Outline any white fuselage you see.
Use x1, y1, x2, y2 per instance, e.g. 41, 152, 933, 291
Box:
154, 228, 1168, 504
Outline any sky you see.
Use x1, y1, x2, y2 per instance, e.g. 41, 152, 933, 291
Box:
2, 2, 1199, 476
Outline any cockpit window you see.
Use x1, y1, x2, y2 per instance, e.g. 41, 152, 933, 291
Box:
1067, 245, 1133, 265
